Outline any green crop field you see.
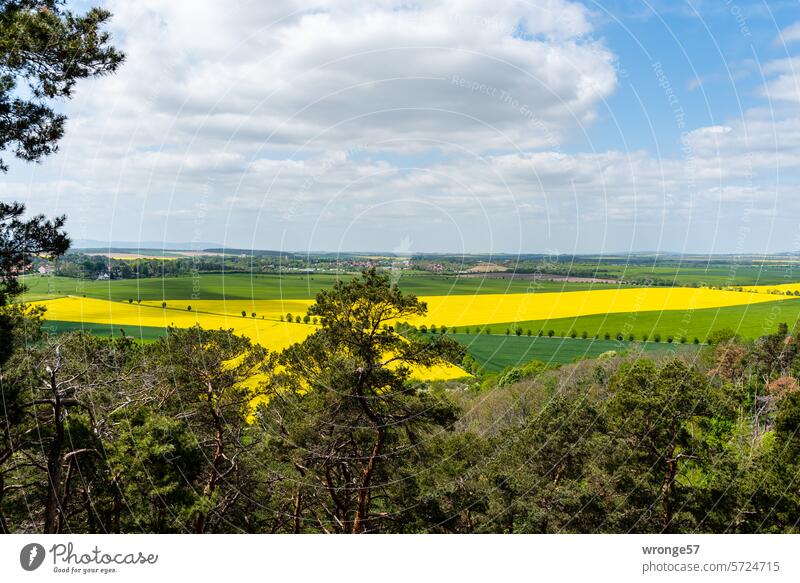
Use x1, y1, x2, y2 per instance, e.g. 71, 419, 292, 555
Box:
461, 260, 800, 286
19, 261, 800, 306
489, 298, 800, 343
41, 320, 167, 341
35, 323, 698, 372
556, 259, 800, 286
18, 274, 343, 301
17, 273, 623, 302
451, 333, 697, 372
602, 263, 800, 286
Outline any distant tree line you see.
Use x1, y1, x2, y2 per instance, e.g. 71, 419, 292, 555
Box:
45, 253, 346, 280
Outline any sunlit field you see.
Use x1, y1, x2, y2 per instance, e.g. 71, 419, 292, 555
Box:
449, 333, 699, 372
140, 298, 314, 320
31, 280, 800, 377
33, 296, 465, 380
492, 298, 800, 342
409, 287, 795, 329
18, 273, 622, 302
36, 296, 317, 351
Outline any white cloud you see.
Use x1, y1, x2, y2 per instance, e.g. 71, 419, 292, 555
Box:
68, 0, 617, 157
778, 21, 800, 45
761, 57, 800, 103
6, 1, 800, 254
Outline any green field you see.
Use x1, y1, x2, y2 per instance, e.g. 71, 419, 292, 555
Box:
547, 259, 800, 286
21, 271, 800, 371
451, 333, 697, 372
36, 323, 696, 370
20, 264, 800, 305
600, 263, 800, 286
18, 273, 623, 302
488, 298, 800, 343
450, 260, 800, 286
41, 320, 167, 341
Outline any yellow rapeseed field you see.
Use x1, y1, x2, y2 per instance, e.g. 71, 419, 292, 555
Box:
410, 286, 796, 328
40, 287, 788, 381
140, 298, 314, 320
146, 288, 789, 329
35, 297, 465, 381
36, 296, 314, 351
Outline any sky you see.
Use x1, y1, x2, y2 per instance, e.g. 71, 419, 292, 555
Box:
4, 0, 800, 255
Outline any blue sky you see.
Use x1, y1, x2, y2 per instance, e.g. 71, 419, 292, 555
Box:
585, 0, 798, 156
4, 1, 800, 255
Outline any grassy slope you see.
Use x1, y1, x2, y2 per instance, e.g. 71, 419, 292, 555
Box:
451, 333, 697, 372
486, 298, 800, 342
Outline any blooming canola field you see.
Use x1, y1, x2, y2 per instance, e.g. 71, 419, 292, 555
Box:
37, 297, 315, 351
126, 287, 794, 330
35, 297, 465, 381
140, 298, 315, 320
34, 285, 800, 381
411, 287, 795, 328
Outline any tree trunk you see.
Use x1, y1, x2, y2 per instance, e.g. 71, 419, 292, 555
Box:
292, 489, 303, 534
57, 457, 75, 533
83, 482, 95, 533
0, 473, 8, 534
111, 491, 122, 534
194, 425, 224, 534
660, 439, 677, 532
352, 427, 384, 533
44, 372, 64, 534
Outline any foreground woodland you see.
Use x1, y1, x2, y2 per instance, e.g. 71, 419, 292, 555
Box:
1, 1, 799, 535
1, 269, 800, 534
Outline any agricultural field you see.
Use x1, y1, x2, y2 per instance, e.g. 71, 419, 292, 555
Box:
32, 296, 465, 381
19, 273, 344, 301
35, 296, 317, 352
41, 320, 167, 342
23, 272, 800, 374
451, 333, 699, 372
18, 273, 623, 302
490, 298, 800, 343
139, 298, 314, 320
742, 282, 800, 295
607, 263, 800, 286
408, 287, 793, 329
458, 258, 800, 286
550, 258, 800, 286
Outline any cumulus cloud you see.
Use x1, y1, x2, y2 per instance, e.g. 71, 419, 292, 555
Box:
5, 1, 800, 254
778, 21, 800, 45
71, 0, 617, 156
761, 57, 800, 104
